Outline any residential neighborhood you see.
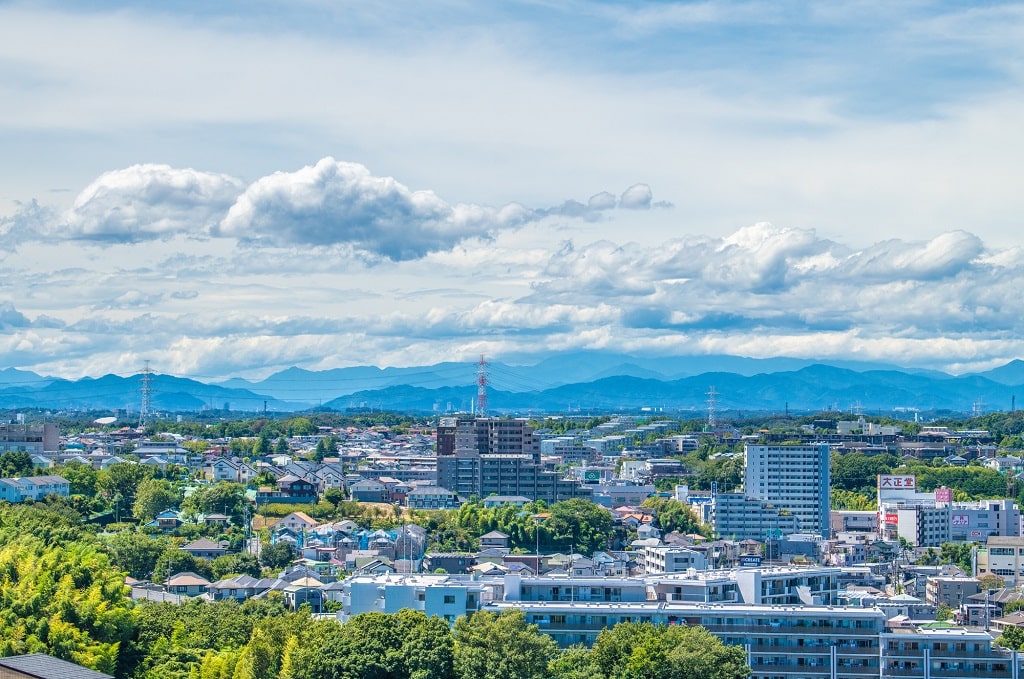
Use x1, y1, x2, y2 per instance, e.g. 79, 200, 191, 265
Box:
6, 410, 1024, 677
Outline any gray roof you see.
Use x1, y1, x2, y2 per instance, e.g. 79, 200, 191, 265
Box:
0, 654, 113, 679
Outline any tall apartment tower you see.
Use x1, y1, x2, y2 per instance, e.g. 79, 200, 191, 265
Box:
743, 444, 830, 537
436, 417, 589, 503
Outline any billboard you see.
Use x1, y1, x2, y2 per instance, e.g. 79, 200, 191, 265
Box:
935, 487, 953, 503
739, 555, 763, 567
879, 475, 916, 490
884, 513, 899, 524
583, 470, 601, 483
951, 514, 970, 526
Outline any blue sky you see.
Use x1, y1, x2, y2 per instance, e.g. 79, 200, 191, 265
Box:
2, 1, 1024, 381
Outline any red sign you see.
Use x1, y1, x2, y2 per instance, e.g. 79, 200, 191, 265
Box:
935, 487, 953, 503
885, 513, 899, 524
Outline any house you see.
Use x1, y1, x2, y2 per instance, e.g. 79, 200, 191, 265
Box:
423, 553, 476, 574
165, 571, 212, 597
0, 654, 113, 679
282, 577, 326, 612
349, 478, 387, 502
276, 475, 319, 503
479, 531, 511, 549
204, 457, 257, 484
203, 512, 231, 526
274, 511, 319, 533
180, 538, 229, 559
206, 574, 276, 602
151, 509, 183, 531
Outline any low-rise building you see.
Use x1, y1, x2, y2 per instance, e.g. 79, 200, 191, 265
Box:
0, 475, 70, 503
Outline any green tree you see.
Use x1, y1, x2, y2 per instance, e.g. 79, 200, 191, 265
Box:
587, 621, 749, 679
0, 449, 34, 477
936, 603, 953, 621
98, 462, 154, 506
998, 625, 1024, 651
133, 477, 181, 522
55, 460, 100, 496
211, 552, 262, 580
154, 547, 214, 582
103, 530, 168, 580
546, 499, 614, 556
641, 496, 707, 537
453, 610, 557, 679
979, 573, 1006, 591
260, 541, 294, 569
251, 436, 270, 458
830, 488, 874, 511
182, 481, 247, 523
0, 535, 134, 673
324, 487, 347, 508
397, 609, 456, 679
275, 437, 290, 456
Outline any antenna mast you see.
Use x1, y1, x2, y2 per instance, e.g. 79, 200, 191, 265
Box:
139, 360, 152, 428
706, 386, 717, 431
476, 355, 489, 416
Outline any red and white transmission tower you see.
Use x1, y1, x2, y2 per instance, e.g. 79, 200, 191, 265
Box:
476, 354, 489, 415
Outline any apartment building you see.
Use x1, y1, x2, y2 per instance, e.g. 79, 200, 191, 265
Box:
641, 545, 707, 574
0, 474, 70, 502
436, 418, 590, 503
0, 422, 59, 454
743, 444, 830, 537
337, 565, 1024, 678
974, 535, 1024, 587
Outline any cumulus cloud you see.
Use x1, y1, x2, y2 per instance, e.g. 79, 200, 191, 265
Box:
619, 183, 653, 209
538, 185, 669, 219
216, 157, 532, 259
18, 158, 670, 261
0, 302, 31, 330
532, 223, 1009, 347
59, 164, 245, 242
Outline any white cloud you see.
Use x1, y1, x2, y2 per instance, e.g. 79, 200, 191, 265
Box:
216, 157, 532, 258
619, 183, 653, 210
59, 164, 244, 242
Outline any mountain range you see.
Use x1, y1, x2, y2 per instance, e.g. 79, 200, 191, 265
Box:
1, 354, 1023, 416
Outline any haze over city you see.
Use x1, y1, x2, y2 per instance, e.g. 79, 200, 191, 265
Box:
2, 1, 1024, 381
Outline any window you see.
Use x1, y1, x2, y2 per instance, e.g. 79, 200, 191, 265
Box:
443, 595, 456, 604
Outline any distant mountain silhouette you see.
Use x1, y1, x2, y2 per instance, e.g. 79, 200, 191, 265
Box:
1, 354, 1021, 415
977, 359, 1024, 386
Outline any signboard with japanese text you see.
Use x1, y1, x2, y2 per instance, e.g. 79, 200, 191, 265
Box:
951, 514, 970, 526
884, 513, 899, 524
878, 475, 916, 490
935, 487, 953, 503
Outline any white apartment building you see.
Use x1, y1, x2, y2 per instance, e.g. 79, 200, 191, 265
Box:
974, 535, 1024, 587
710, 492, 800, 542
641, 545, 707, 574
742, 444, 831, 537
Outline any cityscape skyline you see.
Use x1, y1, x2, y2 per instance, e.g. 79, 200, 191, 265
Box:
3, 2, 1024, 381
